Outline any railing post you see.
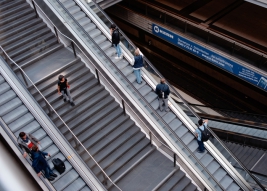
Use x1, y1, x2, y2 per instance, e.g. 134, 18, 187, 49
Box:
122, 100, 126, 116
19, 70, 29, 87
149, 132, 152, 146
31, 0, 38, 18
71, 42, 77, 58
54, 27, 60, 43
73, 134, 79, 151
102, 172, 107, 186
95, 69, 100, 85
173, 153, 176, 167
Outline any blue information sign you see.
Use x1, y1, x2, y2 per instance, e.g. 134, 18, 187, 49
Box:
152, 23, 267, 91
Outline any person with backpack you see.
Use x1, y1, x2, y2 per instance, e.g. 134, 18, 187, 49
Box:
155, 78, 170, 112
31, 145, 57, 181
57, 75, 75, 106
195, 119, 210, 153
133, 48, 144, 84
110, 23, 122, 59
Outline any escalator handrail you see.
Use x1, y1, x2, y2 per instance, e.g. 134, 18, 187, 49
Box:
74, 1, 266, 190
49, 0, 246, 190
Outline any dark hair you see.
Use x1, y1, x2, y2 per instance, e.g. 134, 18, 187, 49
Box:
198, 119, 203, 126
110, 23, 116, 29
19, 132, 26, 138
58, 75, 64, 81
32, 145, 38, 152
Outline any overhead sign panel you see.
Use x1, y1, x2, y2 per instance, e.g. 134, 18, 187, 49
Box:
152, 23, 267, 91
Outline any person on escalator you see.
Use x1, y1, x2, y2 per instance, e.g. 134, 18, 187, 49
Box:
31, 145, 57, 181
57, 75, 75, 106
110, 23, 123, 59
195, 119, 209, 153
155, 78, 170, 112
133, 48, 144, 84
18, 132, 41, 158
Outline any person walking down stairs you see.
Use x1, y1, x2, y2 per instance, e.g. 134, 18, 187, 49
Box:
57, 75, 75, 106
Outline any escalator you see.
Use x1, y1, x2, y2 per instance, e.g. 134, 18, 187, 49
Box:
0, 1, 202, 190
40, 0, 267, 190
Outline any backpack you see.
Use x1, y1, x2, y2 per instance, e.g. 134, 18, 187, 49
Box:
199, 125, 210, 142
52, 158, 65, 174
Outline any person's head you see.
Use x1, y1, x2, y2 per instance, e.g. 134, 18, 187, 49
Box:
32, 145, 38, 152
58, 75, 64, 82
110, 23, 116, 30
160, 78, 165, 84
134, 48, 140, 56
198, 119, 203, 126
19, 132, 27, 140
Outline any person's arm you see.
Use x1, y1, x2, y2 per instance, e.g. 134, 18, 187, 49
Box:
155, 85, 160, 95
203, 119, 208, 126
66, 81, 70, 88
166, 86, 170, 96
194, 129, 199, 138
57, 85, 61, 95
41, 151, 51, 157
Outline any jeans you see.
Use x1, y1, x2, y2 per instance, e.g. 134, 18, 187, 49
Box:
113, 44, 122, 57
197, 140, 205, 152
133, 69, 142, 84
61, 88, 73, 102
158, 97, 169, 111
44, 165, 54, 179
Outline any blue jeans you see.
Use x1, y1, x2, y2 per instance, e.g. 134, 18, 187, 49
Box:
44, 165, 54, 178
133, 69, 142, 84
197, 140, 205, 152
113, 44, 122, 57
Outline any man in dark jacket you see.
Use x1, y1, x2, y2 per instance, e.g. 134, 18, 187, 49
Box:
110, 23, 122, 59
31, 145, 57, 181
155, 78, 170, 112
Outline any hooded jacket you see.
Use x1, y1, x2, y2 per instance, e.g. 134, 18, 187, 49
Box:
17, 133, 39, 153
133, 55, 144, 69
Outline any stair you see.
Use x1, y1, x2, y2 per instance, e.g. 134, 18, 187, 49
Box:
0, 0, 199, 190
0, 73, 91, 191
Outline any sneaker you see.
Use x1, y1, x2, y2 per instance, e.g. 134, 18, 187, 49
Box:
71, 102, 75, 106
50, 173, 57, 177
47, 177, 55, 181
63, 98, 66, 102
197, 150, 205, 153
115, 56, 120, 59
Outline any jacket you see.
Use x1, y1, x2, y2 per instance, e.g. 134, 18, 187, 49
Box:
112, 28, 120, 45
17, 133, 39, 153
133, 55, 144, 69
31, 150, 49, 173
155, 83, 170, 99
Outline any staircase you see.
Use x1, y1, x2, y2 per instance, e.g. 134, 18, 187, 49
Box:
0, 71, 92, 191
46, 0, 243, 190
0, 0, 199, 190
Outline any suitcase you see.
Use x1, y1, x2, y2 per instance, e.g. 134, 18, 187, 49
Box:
52, 158, 65, 174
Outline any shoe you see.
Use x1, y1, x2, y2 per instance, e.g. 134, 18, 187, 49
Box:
47, 177, 55, 181
63, 98, 66, 102
197, 150, 205, 153
50, 173, 57, 177
71, 102, 75, 106
115, 56, 120, 59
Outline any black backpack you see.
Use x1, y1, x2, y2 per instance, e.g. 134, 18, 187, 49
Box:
52, 158, 65, 174
199, 125, 211, 142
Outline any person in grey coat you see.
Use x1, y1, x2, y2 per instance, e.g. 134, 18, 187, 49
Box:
155, 78, 170, 112
18, 132, 40, 158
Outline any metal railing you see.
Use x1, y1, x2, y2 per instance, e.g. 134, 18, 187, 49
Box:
59, 0, 266, 190
0, 1, 212, 190
44, 0, 244, 189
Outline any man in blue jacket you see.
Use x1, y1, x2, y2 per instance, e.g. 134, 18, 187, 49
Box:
155, 78, 170, 112
31, 145, 57, 181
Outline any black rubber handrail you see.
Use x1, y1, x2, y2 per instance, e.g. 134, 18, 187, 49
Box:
49, 0, 231, 190
78, 1, 266, 190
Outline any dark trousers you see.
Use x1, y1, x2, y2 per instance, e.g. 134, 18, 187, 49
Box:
44, 165, 54, 178
197, 140, 205, 152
